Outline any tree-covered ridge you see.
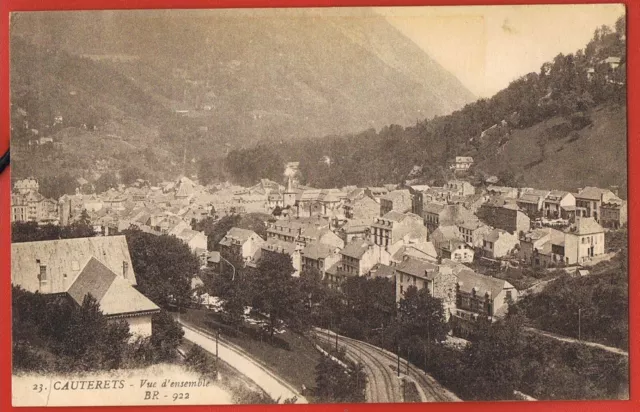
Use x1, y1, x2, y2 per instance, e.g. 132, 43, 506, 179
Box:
223, 16, 626, 191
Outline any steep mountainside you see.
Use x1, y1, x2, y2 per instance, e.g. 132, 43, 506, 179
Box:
475, 103, 627, 195
10, 9, 475, 146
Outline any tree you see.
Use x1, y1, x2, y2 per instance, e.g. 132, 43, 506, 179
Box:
397, 286, 448, 344
46, 293, 131, 371
62, 210, 96, 238
95, 172, 119, 193
123, 228, 200, 308
314, 355, 367, 403
462, 314, 527, 400
341, 276, 396, 336
213, 249, 251, 329
121, 166, 147, 186
39, 173, 77, 200
12, 220, 96, 243
150, 310, 185, 361
298, 266, 325, 310
252, 252, 306, 338
185, 344, 217, 377
194, 213, 268, 251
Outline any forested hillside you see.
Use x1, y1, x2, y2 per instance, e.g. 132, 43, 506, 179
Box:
224, 16, 627, 196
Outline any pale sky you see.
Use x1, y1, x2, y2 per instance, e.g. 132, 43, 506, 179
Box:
377, 4, 625, 98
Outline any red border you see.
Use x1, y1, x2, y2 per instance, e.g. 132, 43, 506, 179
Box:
0, 0, 637, 412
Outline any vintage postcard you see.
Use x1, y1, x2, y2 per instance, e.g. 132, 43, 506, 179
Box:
9, 4, 628, 406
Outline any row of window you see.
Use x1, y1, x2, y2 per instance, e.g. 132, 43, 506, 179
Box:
425, 214, 438, 223
581, 235, 599, 245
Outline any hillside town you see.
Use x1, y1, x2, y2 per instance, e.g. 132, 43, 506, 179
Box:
11, 157, 627, 332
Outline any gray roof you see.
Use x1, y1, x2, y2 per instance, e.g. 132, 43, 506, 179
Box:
456, 269, 512, 297
302, 242, 336, 260
262, 238, 296, 255
576, 187, 613, 201
12, 236, 137, 294
341, 240, 373, 259
485, 228, 509, 243
69, 257, 159, 316
568, 217, 604, 235
220, 227, 259, 246
395, 258, 439, 280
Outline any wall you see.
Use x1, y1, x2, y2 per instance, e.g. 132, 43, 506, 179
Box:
494, 234, 519, 258
450, 247, 474, 263
320, 231, 345, 249
189, 233, 208, 252
118, 315, 153, 339
241, 235, 265, 261
433, 269, 458, 320
564, 234, 579, 265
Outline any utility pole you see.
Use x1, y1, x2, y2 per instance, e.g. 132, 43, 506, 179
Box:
397, 344, 401, 377
335, 329, 338, 352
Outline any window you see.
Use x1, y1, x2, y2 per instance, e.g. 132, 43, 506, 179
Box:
39, 265, 47, 282
400, 285, 404, 294
123, 261, 129, 277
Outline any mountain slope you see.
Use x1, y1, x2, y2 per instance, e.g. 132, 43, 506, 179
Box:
475, 103, 626, 195
10, 9, 475, 146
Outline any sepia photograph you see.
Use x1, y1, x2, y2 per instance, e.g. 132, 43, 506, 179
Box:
8, 4, 628, 406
